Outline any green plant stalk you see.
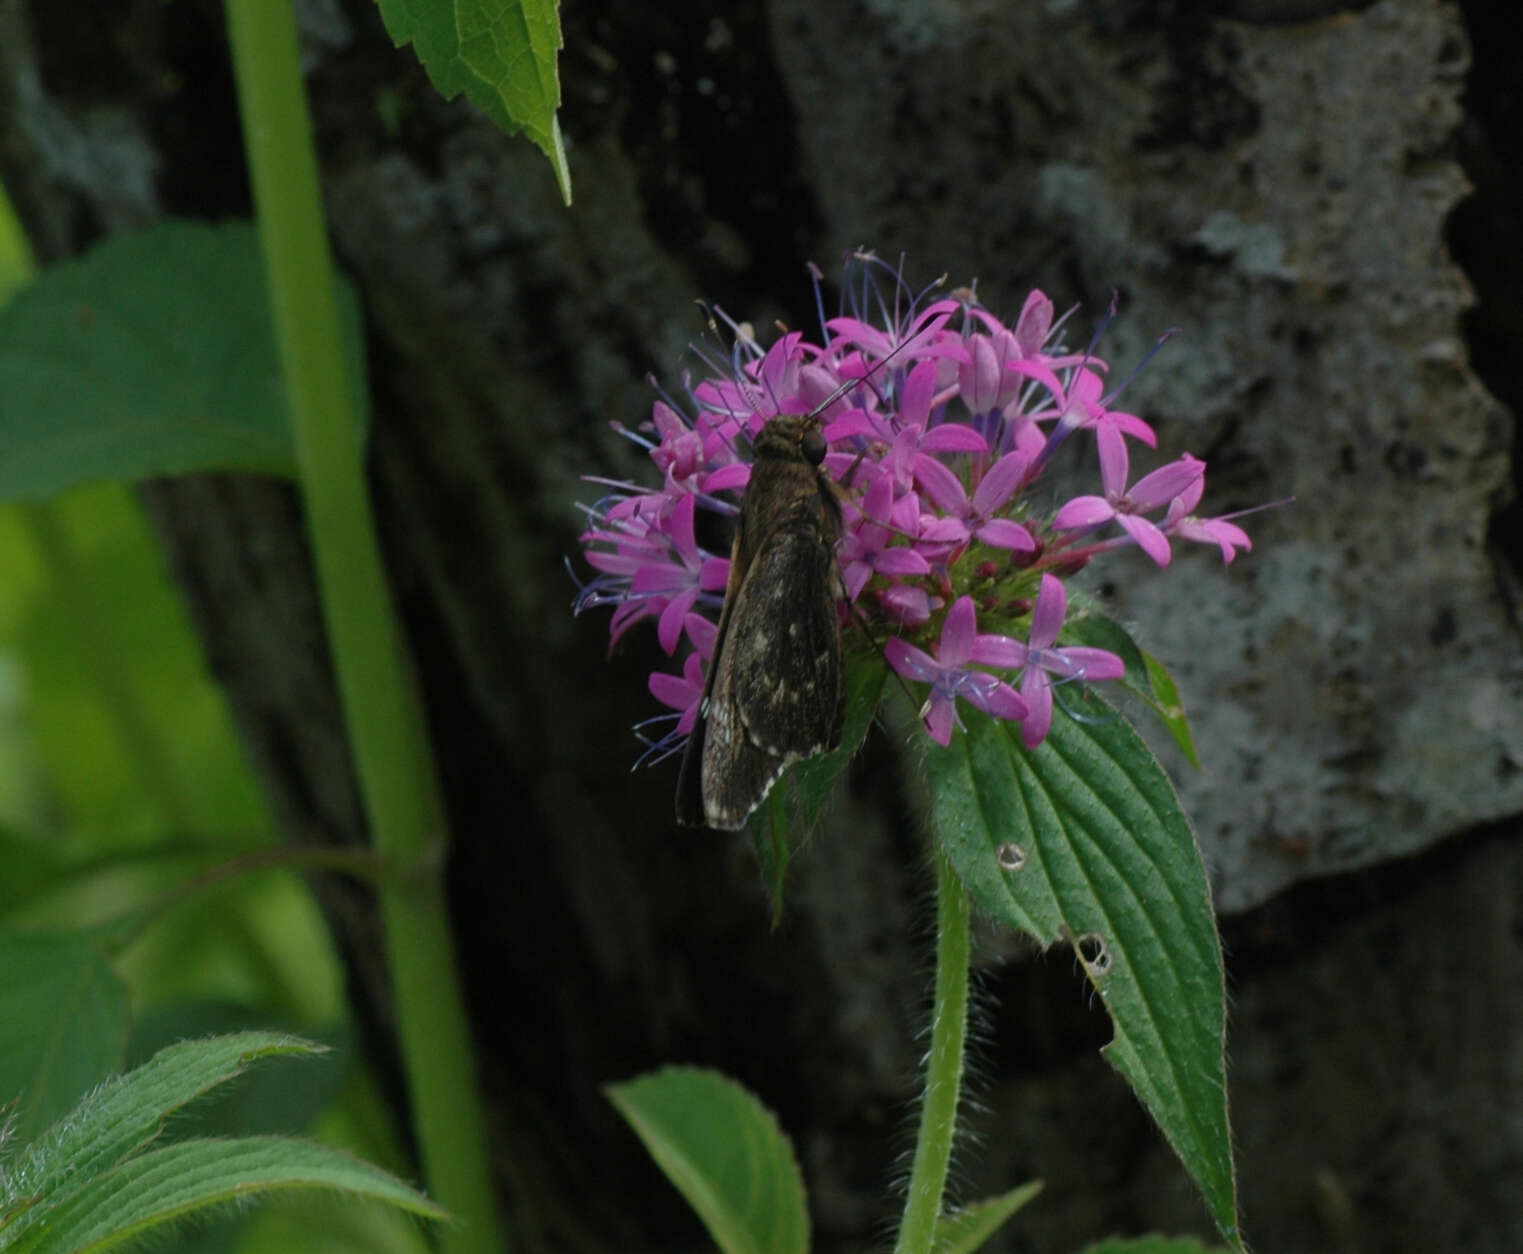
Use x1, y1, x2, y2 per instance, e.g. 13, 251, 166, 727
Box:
222, 4, 507, 1251
894, 841, 972, 1254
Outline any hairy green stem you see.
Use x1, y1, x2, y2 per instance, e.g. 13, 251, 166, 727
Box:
222, 5, 507, 1250
894, 842, 972, 1254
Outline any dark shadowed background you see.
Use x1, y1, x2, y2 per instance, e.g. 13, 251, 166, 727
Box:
2, 0, 1519, 1250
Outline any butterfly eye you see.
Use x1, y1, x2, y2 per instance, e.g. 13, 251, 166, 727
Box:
801, 427, 827, 466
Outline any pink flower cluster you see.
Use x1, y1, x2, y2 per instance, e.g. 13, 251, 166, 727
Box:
574, 257, 1250, 758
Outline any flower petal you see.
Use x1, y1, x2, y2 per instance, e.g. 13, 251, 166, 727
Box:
703, 463, 751, 493
959, 335, 1003, 414
657, 587, 699, 655
875, 548, 934, 576
1028, 573, 1067, 649
1001, 357, 1066, 411
970, 450, 1030, 515
824, 410, 882, 441
1019, 667, 1054, 748
1057, 646, 1126, 681
1118, 513, 1173, 566
1130, 454, 1204, 511
699, 556, 730, 592
900, 360, 939, 430
917, 516, 971, 547
968, 634, 1027, 669
1096, 424, 1129, 498
885, 636, 940, 684
1052, 495, 1116, 531
919, 425, 990, 454
939, 596, 978, 666
975, 519, 1035, 552
649, 667, 699, 712
687, 614, 718, 657
880, 584, 934, 625
966, 674, 1028, 723
845, 560, 874, 602
914, 453, 969, 514
923, 692, 956, 746
1014, 289, 1053, 355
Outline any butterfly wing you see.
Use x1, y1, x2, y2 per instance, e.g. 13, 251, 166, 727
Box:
698, 526, 844, 829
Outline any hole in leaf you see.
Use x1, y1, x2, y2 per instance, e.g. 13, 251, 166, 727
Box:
995, 842, 1027, 872
1075, 931, 1112, 977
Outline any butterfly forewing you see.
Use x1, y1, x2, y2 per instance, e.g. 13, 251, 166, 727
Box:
676, 414, 845, 829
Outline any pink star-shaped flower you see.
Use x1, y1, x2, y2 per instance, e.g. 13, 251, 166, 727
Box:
884, 596, 1028, 745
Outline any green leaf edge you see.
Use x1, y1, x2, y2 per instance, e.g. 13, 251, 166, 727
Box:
0, 1032, 326, 1230
0, 930, 131, 1143
932, 1180, 1044, 1254
0, 220, 370, 503
606, 1065, 809, 1254
1059, 601, 1200, 767
752, 658, 886, 921
925, 706, 1241, 1250
6, 1135, 446, 1254
373, 0, 571, 202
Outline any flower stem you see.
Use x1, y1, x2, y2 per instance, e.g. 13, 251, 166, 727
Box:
222, 5, 507, 1251
894, 840, 972, 1254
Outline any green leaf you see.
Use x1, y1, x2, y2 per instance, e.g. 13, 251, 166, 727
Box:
229, 1190, 437, 1254
1, 491, 276, 843
749, 661, 883, 914
606, 1067, 808, 1254
924, 703, 1240, 1250
0, 830, 77, 920
1078, 1238, 1231, 1254
1059, 607, 1200, 767
793, 658, 886, 829
111, 1009, 352, 1254
127, 1005, 353, 1141
6, 1136, 445, 1254
932, 1182, 1043, 1254
752, 785, 793, 926
373, 0, 571, 202
0, 931, 129, 1141
1, 1032, 324, 1220
0, 179, 30, 305
0, 221, 368, 502
752, 659, 887, 919
1138, 649, 1198, 766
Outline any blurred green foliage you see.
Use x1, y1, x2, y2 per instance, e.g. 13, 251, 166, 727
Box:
0, 187, 425, 1254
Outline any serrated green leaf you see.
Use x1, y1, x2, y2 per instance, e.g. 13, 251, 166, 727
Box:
128, 1006, 353, 1141
1, 1032, 324, 1220
0, 931, 129, 1141
373, 0, 570, 201
931, 1181, 1043, 1254
110, 1009, 353, 1254
924, 704, 1240, 1250
6, 1135, 445, 1254
1078, 1237, 1230, 1254
0, 221, 367, 502
606, 1067, 808, 1254
1058, 608, 1199, 766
